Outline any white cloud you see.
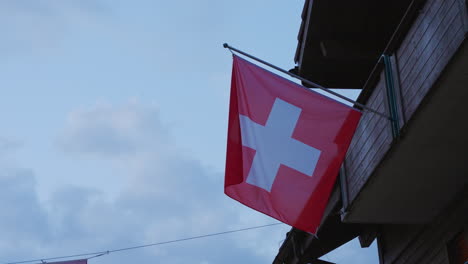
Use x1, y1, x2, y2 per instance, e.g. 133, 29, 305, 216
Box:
57, 101, 168, 158
0, 137, 21, 158
0, 101, 284, 264
0, 167, 51, 260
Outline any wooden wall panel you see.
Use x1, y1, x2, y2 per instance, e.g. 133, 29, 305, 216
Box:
397, 0, 446, 74
344, 0, 466, 207
344, 72, 393, 202
401, 0, 459, 95
404, 23, 464, 118
397, 0, 465, 121
398, 0, 453, 83
457, 0, 468, 33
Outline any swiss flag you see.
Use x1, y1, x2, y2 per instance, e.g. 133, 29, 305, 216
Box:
48, 260, 87, 264
225, 55, 361, 233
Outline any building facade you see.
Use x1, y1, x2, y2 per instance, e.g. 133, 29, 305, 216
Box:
274, 0, 468, 263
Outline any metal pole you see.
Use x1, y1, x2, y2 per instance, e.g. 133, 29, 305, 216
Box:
223, 43, 392, 120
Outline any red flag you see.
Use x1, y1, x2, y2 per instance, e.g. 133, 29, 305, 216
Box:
48, 260, 87, 264
224, 55, 361, 233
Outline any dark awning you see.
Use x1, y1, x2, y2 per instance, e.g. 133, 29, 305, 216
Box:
295, 0, 415, 88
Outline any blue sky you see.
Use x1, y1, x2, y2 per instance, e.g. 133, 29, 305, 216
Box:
0, 1, 377, 263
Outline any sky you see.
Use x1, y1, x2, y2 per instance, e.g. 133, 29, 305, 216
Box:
0, 1, 378, 264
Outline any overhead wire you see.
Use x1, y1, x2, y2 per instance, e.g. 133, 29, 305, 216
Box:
3, 222, 284, 264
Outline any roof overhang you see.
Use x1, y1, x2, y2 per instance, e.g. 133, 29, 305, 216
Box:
295, 0, 415, 88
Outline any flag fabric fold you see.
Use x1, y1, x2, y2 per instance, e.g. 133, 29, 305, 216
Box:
224, 55, 362, 233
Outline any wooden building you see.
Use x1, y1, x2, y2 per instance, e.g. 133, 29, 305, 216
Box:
273, 0, 468, 263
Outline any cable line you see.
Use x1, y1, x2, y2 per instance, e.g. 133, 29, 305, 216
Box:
4, 222, 284, 264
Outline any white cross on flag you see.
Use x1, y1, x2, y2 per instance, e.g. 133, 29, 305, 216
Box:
225, 55, 361, 233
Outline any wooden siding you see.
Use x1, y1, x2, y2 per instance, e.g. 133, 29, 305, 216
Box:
344, 0, 466, 205
378, 191, 468, 264
397, 0, 466, 119
345, 72, 393, 202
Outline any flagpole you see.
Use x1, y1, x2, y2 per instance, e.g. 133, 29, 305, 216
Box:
223, 43, 392, 120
